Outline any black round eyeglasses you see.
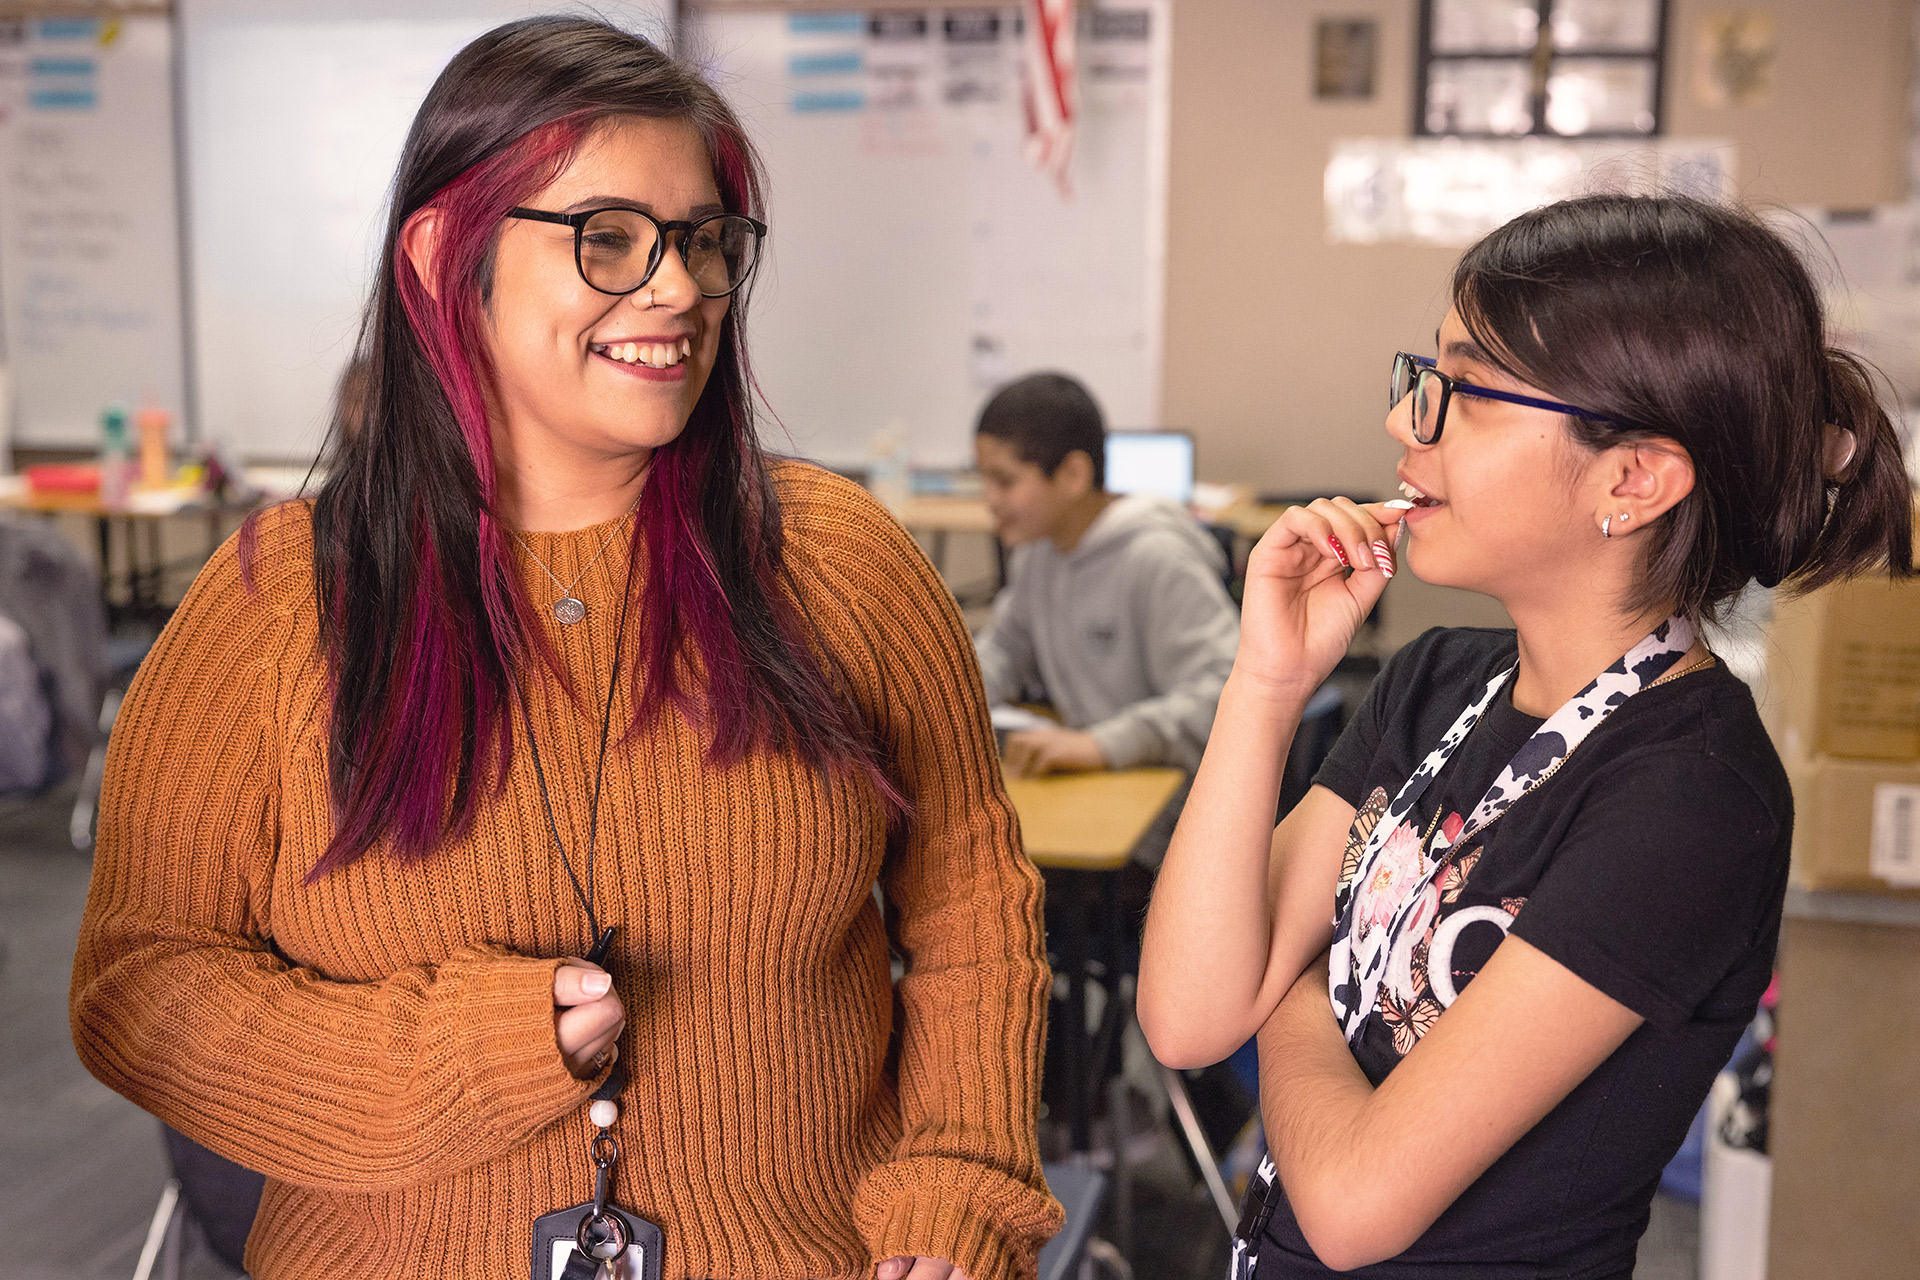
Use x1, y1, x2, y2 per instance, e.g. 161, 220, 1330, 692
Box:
1390, 352, 1611, 445
507, 205, 768, 299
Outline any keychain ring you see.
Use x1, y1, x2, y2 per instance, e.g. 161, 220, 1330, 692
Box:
591, 1132, 620, 1166
577, 1209, 631, 1260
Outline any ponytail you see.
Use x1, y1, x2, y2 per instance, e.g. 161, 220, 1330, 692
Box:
1780, 348, 1914, 593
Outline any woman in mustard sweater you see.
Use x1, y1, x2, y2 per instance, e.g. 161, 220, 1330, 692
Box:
70, 18, 1058, 1280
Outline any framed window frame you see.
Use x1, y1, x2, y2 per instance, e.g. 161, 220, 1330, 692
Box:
1413, 0, 1671, 140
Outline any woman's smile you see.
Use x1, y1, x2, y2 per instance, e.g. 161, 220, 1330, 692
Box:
591, 335, 693, 379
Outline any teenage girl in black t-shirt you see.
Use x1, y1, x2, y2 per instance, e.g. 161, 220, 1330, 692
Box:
1138, 195, 1915, 1277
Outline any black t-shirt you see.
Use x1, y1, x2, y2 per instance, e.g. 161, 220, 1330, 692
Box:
1258, 628, 1791, 1279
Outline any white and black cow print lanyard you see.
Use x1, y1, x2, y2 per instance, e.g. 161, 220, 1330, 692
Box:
1326, 614, 1699, 1047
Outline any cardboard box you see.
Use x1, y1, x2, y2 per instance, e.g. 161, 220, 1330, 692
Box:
1784, 752, 1920, 895
1765, 573, 1920, 760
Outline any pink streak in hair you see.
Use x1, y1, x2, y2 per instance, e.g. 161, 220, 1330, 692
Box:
316, 118, 588, 872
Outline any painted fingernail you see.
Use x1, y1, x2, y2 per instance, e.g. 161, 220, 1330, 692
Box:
1328, 537, 1351, 568
1383, 498, 1416, 510
1372, 541, 1394, 578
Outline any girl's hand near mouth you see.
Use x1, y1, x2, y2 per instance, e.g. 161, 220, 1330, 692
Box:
1236, 496, 1404, 703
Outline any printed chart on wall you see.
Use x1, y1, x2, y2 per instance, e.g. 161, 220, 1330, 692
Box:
688, 3, 1171, 469
180, 0, 674, 462
0, 15, 185, 449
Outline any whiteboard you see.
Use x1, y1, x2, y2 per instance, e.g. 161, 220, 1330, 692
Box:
180, 0, 675, 462
0, 15, 186, 450
684, 2, 1171, 469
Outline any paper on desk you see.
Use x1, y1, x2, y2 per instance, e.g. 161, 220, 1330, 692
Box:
126, 485, 201, 515
1189, 481, 1243, 518
990, 705, 1055, 734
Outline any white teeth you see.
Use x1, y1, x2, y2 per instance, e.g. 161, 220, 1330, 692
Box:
595, 340, 691, 368
1398, 480, 1423, 500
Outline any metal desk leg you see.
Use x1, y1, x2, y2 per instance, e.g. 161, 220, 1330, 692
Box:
143, 515, 163, 615
95, 515, 114, 628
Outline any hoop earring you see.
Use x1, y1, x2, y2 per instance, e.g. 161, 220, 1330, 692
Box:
648, 288, 656, 307
1602, 516, 1612, 539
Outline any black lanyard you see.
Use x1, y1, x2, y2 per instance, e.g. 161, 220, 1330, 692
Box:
510, 548, 636, 1084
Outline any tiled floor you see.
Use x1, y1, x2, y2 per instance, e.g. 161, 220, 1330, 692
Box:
2, 780, 1698, 1280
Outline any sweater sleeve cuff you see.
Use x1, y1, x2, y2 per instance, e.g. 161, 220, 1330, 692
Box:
859, 1160, 1063, 1280
1088, 715, 1161, 771
451, 952, 596, 1143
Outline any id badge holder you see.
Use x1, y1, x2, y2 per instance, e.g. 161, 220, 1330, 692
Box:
531, 1202, 663, 1280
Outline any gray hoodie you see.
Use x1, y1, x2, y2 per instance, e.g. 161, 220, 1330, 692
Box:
974, 494, 1240, 771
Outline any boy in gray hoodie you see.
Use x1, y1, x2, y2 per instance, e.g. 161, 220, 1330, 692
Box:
972, 372, 1240, 777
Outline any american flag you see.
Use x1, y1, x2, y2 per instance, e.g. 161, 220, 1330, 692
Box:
1021, 0, 1076, 197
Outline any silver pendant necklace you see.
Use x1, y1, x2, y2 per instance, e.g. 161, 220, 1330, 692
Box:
512, 508, 635, 625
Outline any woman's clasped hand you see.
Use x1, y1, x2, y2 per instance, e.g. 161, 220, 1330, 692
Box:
552, 959, 625, 1079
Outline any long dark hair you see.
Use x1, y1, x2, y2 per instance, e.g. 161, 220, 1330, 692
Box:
292, 17, 890, 876
1452, 193, 1913, 620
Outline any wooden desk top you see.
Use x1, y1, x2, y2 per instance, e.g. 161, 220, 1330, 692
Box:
0, 486, 205, 517
1210, 498, 1289, 541
1004, 766, 1186, 870
892, 494, 997, 534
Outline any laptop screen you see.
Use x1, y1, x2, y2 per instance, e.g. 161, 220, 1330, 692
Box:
1105, 430, 1195, 504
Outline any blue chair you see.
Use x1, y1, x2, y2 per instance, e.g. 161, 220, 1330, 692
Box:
1039, 1162, 1132, 1279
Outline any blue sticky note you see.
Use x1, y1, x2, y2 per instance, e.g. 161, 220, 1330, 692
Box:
788, 13, 864, 35
791, 91, 865, 114
789, 51, 862, 77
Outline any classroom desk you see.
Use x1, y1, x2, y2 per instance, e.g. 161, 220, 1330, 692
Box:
0, 476, 282, 625
890, 494, 1005, 594
1003, 766, 1185, 1158
893, 494, 998, 536
1, 482, 215, 625
1004, 766, 1186, 870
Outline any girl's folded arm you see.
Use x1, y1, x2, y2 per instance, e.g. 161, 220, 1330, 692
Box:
1258, 937, 1642, 1271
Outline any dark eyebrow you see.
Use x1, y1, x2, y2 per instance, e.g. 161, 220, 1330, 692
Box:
1443, 337, 1499, 368
558, 197, 727, 220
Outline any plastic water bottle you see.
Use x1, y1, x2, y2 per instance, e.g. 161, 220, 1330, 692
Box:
99, 405, 133, 510
868, 423, 911, 514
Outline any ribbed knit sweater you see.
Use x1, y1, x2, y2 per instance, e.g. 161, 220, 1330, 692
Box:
70, 462, 1061, 1280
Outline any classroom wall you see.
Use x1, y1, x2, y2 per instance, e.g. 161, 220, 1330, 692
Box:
1161, 0, 1914, 645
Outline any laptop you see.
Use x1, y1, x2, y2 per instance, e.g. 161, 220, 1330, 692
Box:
1105, 429, 1196, 504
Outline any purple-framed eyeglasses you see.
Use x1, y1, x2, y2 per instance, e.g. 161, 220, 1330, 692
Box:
1391, 353, 1611, 445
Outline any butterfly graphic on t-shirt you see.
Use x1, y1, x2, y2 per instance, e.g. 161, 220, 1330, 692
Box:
1378, 983, 1444, 1056
1369, 823, 1527, 1058
1340, 787, 1389, 891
